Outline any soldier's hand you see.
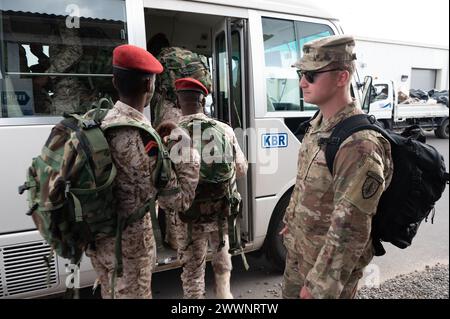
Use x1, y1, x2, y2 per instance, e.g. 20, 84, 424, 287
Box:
156, 120, 178, 139
279, 225, 289, 236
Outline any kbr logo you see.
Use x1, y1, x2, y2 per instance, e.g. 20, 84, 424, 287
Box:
262, 133, 288, 149
1, 91, 30, 106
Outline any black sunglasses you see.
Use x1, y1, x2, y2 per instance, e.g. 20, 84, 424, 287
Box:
296, 68, 342, 83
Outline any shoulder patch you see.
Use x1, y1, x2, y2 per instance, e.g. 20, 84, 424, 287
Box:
362, 171, 383, 199
145, 140, 158, 156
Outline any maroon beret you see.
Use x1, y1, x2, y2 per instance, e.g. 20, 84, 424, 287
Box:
174, 77, 209, 95
113, 44, 163, 74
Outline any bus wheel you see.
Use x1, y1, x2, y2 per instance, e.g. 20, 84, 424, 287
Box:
265, 193, 290, 273
435, 119, 449, 139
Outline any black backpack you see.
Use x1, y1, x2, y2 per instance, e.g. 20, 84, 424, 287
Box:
299, 113, 449, 256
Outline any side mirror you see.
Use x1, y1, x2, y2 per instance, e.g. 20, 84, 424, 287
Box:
361, 76, 373, 112
356, 82, 365, 90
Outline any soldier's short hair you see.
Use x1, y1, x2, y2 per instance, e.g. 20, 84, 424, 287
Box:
113, 68, 155, 98
329, 60, 356, 76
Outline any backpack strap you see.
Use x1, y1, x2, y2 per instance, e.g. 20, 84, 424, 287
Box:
103, 121, 176, 295
103, 121, 173, 189
110, 197, 159, 299
294, 110, 320, 142
103, 121, 173, 247
321, 114, 394, 175
62, 113, 113, 184
319, 114, 395, 257
59, 113, 115, 227
228, 213, 249, 271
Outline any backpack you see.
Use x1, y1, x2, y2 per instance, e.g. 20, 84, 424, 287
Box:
178, 118, 248, 269
18, 98, 173, 295
300, 113, 449, 256
152, 47, 212, 123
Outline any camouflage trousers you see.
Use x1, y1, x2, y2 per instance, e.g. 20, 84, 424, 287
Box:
164, 209, 178, 250
175, 216, 233, 299
282, 249, 362, 299
87, 214, 156, 299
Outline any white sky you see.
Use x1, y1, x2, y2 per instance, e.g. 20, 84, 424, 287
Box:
312, 0, 449, 47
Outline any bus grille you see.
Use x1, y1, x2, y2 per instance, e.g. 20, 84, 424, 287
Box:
0, 273, 4, 297
0, 241, 58, 298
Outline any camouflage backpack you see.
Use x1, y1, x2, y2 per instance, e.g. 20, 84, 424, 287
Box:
178, 118, 248, 269
152, 47, 212, 123
18, 98, 173, 292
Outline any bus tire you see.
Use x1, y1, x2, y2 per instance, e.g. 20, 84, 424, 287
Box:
265, 192, 291, 273
435, 119, 449, 139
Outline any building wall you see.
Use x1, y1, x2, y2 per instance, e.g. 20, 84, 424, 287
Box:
355, 37, 449, 93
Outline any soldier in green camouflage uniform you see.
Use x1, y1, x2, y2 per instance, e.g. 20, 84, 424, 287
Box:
86, 45, 200, 299
281, 35, 393, 299
167, 78, 247, 299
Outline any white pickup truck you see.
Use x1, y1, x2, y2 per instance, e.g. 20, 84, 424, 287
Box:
364, 79, 449, 139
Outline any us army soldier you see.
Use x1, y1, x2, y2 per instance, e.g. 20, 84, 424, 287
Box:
281, 35, 393, 299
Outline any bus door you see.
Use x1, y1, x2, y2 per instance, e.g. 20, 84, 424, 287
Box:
212, 18, 253, 245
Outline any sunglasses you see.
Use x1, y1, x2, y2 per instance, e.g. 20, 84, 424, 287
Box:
296, 68, 342, 83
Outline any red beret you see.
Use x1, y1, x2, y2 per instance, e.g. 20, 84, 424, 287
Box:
113, 44, 163, 74
174, 77, 209, 96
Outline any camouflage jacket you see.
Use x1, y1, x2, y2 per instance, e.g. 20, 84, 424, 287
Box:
152, 98, 182, 128
176, 113, 248, 232
47, 23, 82, 76
283, 101, 393, 298
152, 46, 212, 127
101, 101, 200, 221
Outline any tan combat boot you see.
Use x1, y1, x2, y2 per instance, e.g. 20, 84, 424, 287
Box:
215, 271, 233, 299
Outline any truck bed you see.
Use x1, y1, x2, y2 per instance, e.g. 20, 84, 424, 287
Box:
395, 103, 449, 120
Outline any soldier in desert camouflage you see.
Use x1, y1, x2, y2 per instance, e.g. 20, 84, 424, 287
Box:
281, 35, 393, 299
161, 77, 247, 299
151, 46, 212, 127
148, 38, 212, 250
86, 45, 200, 299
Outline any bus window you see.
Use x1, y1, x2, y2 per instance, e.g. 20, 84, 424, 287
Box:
215, 32, 229, 123
231, 31, 243, 129
262, 17, 334, 113
0, 0, 127, 119
295, 20, 333, 111
262, 17, 299, 112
